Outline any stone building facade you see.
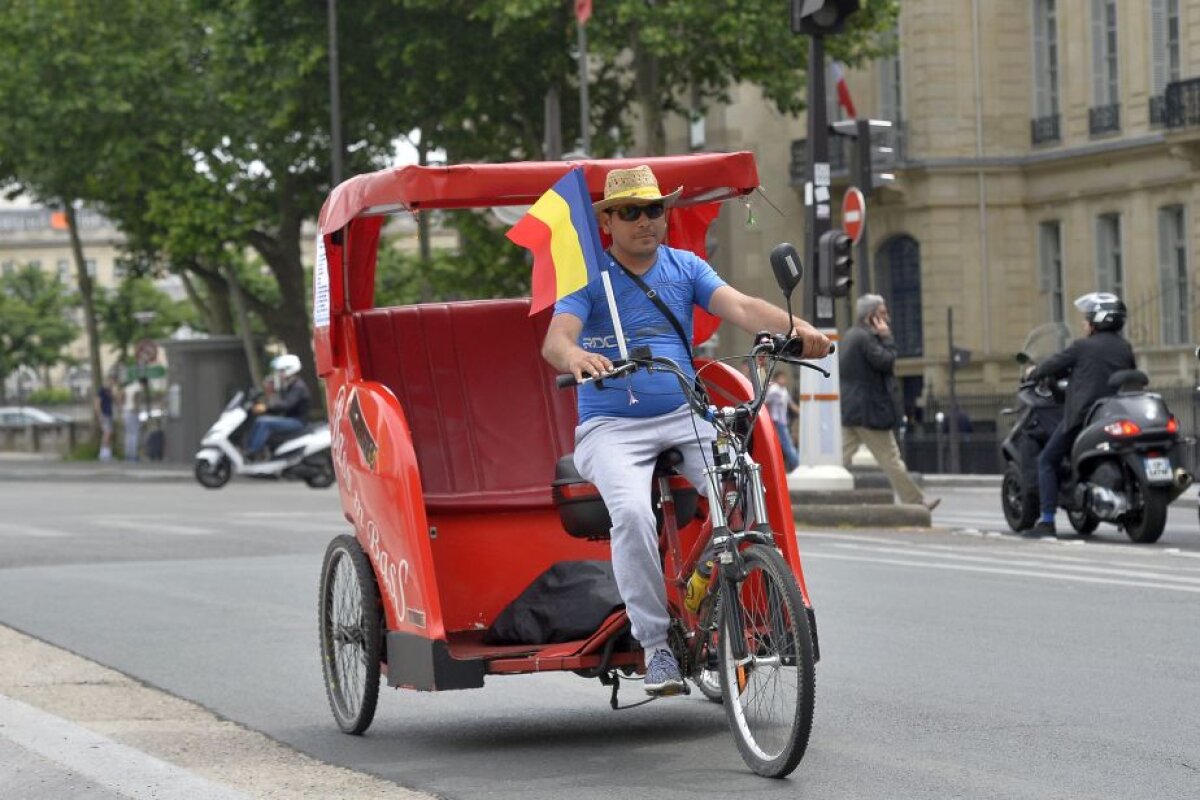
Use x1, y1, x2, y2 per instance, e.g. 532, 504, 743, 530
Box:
662, 1, 1200, 411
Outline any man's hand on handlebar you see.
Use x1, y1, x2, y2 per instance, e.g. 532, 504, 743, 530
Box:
567, 349, 614, 383
787, 318, 833, 359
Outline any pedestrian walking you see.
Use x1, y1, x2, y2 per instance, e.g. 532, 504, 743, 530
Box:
95, 376, 117, 461
840, 294, 940, 511
765, 371, 800, 472
122, 378, 142, 462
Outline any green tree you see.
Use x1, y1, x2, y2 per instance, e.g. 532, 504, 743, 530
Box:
0, 266, 79, 403
403, 1, 899, 159
0, 1, 191, 428
95, 276, 182, 366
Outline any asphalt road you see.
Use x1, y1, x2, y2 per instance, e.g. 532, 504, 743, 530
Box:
1, 478, 1198, 799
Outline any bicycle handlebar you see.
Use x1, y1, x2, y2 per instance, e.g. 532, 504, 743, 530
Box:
555, 334, 834, 440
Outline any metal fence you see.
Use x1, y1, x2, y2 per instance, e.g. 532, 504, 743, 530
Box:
901, 386, 1200, 475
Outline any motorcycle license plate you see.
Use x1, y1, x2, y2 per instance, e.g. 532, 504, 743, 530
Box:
1144, 457, 1173, 484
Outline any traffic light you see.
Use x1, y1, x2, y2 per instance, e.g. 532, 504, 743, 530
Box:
831, 118, 897, 198
789, 0, 861, 35
817, 230, 853, 297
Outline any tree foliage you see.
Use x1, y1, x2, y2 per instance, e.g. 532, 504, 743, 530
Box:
0, 266, 79, 400
95, 276, 191, 365
0, 0, 898, 412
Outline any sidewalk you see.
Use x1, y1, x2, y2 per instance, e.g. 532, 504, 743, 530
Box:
0, 452, 191, 483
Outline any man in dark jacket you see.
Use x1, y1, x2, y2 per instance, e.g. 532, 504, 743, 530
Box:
841, 294, 939, 511
246, 353, 312, 459
1021, 292, 1135, 538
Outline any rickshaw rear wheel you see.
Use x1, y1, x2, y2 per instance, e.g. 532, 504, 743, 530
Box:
718, 544, 816, 778
319, 534, 383, 735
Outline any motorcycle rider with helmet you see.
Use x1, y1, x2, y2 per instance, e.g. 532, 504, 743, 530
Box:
245, 354, 312, 460
1020, 292, 1135, 538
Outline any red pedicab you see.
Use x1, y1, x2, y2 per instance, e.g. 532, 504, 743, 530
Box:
314, 152, 820, 777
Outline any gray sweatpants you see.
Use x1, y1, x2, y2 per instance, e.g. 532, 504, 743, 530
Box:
573, 404, 716, 658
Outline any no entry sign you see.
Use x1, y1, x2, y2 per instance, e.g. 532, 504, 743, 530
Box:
842, 187, 866, 246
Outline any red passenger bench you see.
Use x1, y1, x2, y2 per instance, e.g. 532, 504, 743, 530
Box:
352, 298, 578, 513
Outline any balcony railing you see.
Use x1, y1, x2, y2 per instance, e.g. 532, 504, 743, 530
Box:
1164, 77, 1200, 129
1030, 114, 1060, 144
1149, 95, 1167, 126
1088, 103, 1121, 136
790, 122, 905, 187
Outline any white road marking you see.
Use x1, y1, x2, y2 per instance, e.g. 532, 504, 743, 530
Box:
0, 692, 249, 800
0, 521, 69, 538
824, 541, 1200, 586
806, 551, 1200, 594
93, 519, 214, 536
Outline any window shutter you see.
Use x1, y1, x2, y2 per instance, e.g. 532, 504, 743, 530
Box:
1091, 0, 1106, 105
1038, 226, 1050, 293
1151, 0, 1168, 95
1158, 207, 1174, 341
1034, 2, 1048, 117
1095, 217, 1110, 293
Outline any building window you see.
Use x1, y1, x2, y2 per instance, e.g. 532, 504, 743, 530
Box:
85, 259, 97, 278
1090, 0, 1121, 135
875, 235, 923, 358
1095, 213, 1123, 298
1032, 0, 1061, 143
0, 260, 13, 277
56, 259, 71, 283
1149, 0, 1182, 125
1158, 205, 1189, 345
1038, 221, 1065, 323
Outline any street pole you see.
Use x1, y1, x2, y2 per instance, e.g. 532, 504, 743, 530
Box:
805, 34, 833, 329
791, 30, 851, 491
544, 88, 562, 160
948, 307, 961, 474
327, 0, 344, 186
577, 20, 590, 155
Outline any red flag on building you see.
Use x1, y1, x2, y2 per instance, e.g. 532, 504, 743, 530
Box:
575, 0, 592, 25
831, 60, 857, 119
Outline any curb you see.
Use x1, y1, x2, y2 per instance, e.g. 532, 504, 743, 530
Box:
0, 461, 192, 483
794, 503, 931, 528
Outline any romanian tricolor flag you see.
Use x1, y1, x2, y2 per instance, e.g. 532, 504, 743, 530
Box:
507, 168, 606, 315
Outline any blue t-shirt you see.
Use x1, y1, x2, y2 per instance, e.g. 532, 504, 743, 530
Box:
554, 246, 727, 423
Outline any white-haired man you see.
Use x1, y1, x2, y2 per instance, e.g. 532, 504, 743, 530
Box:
840, 294, 939, 511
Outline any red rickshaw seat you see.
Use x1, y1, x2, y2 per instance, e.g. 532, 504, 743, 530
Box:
352, 299, 578, 512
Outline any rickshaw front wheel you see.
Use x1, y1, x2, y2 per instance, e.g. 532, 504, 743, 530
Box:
718, 544, 816, 778
319, 534, 383, 734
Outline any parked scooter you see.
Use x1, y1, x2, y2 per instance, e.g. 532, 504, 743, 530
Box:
193, 389, 334, 489
1001, 323, 1192, 543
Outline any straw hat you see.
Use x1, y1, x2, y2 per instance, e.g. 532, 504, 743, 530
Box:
592, 165, 683, 212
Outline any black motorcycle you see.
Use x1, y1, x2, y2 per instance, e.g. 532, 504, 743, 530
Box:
1001, 324, 1192, 543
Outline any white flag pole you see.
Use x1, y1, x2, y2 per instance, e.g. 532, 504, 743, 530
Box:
600, 270, 629, 361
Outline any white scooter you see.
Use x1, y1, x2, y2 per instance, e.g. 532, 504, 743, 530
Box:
193, 390, 334, 489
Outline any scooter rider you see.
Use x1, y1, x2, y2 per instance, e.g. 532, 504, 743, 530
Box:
245, 354, 312, 460
1020, 292, 1135, 538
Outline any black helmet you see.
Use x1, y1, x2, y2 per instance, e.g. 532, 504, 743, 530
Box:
1074, 292, 1126, 332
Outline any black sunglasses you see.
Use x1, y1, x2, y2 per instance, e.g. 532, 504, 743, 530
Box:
611, 203, 665, 222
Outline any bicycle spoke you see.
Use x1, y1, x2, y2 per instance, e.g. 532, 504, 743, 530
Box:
719, 545, 815, 777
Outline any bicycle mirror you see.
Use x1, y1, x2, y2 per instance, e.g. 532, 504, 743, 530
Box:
769, 243, 803, 298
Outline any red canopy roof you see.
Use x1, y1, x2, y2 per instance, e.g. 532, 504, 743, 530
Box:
318, 152, 760, 234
